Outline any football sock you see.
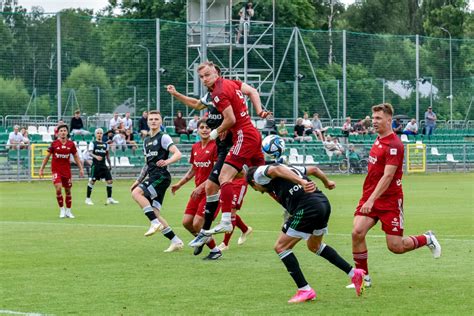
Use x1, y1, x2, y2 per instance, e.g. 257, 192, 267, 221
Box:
353, 250, 369, 275
106, 184, 112, 198
278, 249, 308, 289
65, 193, 72, 208
223, 215, 236, 245
161, 226, 178, 241
219, 182, 232, 215
408, 235, 428, 249
86, 183, 94, 198
316, 243, 352, 274
56, 189, 64, 207
202, 194, 219, 230
235, 215, 248, 232
299, 285, 312, 291
143, 206, 157, 221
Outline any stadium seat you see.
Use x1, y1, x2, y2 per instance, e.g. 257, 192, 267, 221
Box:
37, 126, 48, 135
28, 126, 38, 134
289, 148, 299, 156
446, 154, 458, 163
256, 120, 266, 130
305, 155, 316, 164
48, 126, 56, 135
288, 155, 298, 164
78, 141, 88, 152
119, 156, 134, 167
430, 147, 441, 156
400, 134, 410, 142
42, 134, 52, 142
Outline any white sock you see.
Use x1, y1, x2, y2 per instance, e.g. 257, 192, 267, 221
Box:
210, 247, 219, 253
299, 285, 311, 291
348, 268, 355, 278
221, 212, 231, 222
171, 236, 182, 244
151, 219, 160, 225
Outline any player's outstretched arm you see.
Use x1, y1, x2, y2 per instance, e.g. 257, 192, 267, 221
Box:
167, 85, 206, 110
266, 164, 315, 193
305, 166, 336, 190
241, 83, 270, 118
38, 152, 51, 178
171, 167, 195, 194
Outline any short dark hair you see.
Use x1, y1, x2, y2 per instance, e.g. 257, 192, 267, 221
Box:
74, 110, 81, 115
197, 118, 209, 128
372, 103, 394, 117
245, 166, 258, 186
57, 124, 69, 132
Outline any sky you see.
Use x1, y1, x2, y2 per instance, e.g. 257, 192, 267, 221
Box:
16, 0, 359, 14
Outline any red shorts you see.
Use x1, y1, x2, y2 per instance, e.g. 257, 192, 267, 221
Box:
231, 179, 248, 210
52, 172, 72, 188
355, 197, 404, 236
225, 128, 265, 171
184, 193, 207, 217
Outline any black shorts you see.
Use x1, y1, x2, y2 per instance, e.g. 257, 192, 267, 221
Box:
139, 174, 171, 210
282, 191, 331, 239
208, 134, 233, 185
91, 164, 112, 181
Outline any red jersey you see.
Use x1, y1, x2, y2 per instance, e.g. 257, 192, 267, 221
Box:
190, 140, 217, 187
361, 133, 404, 206
48, 139, 77, 178
212, 77, 255, 134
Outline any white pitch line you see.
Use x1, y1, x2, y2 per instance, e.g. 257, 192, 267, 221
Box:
0, 221, 473, 242
0, 310, 51, 316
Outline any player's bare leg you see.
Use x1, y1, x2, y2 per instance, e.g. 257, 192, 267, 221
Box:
132, 187, 164, 236
385, 232, 441, 258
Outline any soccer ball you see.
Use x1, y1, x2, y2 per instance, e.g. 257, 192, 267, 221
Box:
262, 135, 286, 159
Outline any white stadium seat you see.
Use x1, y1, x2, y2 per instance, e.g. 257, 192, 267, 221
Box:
305, 155, 316, 164
400, 134, 409, 142
256, 120, 266, 130
289, 148, 299, 156
42, 133, 52, 142
120, 156, 134, 167
28, 126, 38, 134
48, 126, 56, 135
431, 147, 441, 156
446, 154, 458, 163
288, 155, 298, 165
37, 126, 48, 135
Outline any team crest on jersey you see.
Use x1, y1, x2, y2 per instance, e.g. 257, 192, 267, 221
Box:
153, 139, 158, 146
390, 148, 397, 155
375, 140, 380, 145
213, 96, 220, 103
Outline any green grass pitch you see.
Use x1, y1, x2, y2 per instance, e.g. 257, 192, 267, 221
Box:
1, 173, 473, 315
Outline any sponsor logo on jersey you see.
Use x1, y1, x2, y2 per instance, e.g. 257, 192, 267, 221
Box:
55, 153, 70, 159
368, 155, 377, 164
288, 184, 302, 195
145, 151, 159, 157
208, 113, 222, 120
194, 160, 211, 168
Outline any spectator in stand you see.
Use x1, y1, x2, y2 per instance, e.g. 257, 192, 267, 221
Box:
7, 125, 27, 149
236, 1, 254, 44
187, 114, 200, 136
54, 120, 65, 140
363, 116, 374, 134
294, 118, 312, 142
109, 112, 122, 131
277, 119, 294, 143
138, 111, 149, 139
20, 128, 30, 147
311, 113, 328, 141
174, 110, 189, 139
112, 130, 127, 152
70, 110, 90, 136
403, 118, 418, 135
122, 112, 133, 132
125, 129, 138, 154
353, 119, 367, 135
424, 106, 437, 136
392, 118, 403, 135
323, 136, 344, 157
262, 114, 277, 136
103, 130, 115, 145
342, 117, 353, 136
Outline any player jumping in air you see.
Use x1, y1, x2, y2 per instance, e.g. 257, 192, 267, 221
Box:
39, 124, 84, 218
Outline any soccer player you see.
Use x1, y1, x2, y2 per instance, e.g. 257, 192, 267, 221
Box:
170, 118, 223, 260
39, 124, 84, 218
130, 111, 184, 253
84, 128, 119, 206
246, 163, 366, 303
347, 103, 441, 289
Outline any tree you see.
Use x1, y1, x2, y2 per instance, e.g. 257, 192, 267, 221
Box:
0, 77, 30, 116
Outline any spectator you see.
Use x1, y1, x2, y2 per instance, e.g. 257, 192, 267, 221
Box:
103, 130, 115, 145
20, 128, 30, 147
262, 114, 277, 136
323, 136, 344, 157
112, 131, 127, 152
403, 118, 418, 135
363, 115, 374, 134
138, 111, 149, 139
277, 119, 294, 143
7, 125, 27, 149
122, 112, 133, 131
301, 112, 319, 139
353, 119, 367, 135
70, 110, 90, 136
392, 118, 403, 135
109, 112, 122, 131
424, 106, 437, 136
293, 118, 312, 142
187, 114, 199, 135
236, 1, 254, 44
174, 111, 189, 139
311, 113, 328, 141
342, 117, 353, 136
124, 129, 138, 154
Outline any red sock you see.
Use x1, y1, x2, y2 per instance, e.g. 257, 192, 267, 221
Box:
353, 250, 369, 275
223, 215, 237, 245
65, 194, 72, 208
207, 238, 216, 249
56, 191, 64, 208
235, 215, 248, 233
408, 235, 428, 249
219, 182, 233, 215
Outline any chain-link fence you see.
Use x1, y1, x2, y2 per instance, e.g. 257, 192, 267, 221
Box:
1, 11, 473, 128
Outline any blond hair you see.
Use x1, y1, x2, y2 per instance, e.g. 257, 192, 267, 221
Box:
372, 103, 394, 117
